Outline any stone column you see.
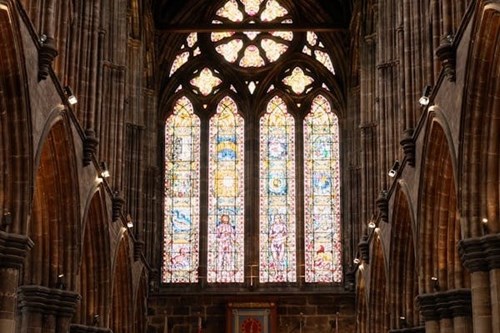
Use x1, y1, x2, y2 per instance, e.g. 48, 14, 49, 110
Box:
17, 285, 80, 333
459, 234, 500, 333
417, 289, 472, 333
0, 231, 33, 333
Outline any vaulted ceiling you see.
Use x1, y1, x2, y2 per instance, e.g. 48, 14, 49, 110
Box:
153, 0, 353, 28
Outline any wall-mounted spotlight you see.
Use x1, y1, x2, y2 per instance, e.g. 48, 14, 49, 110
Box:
64, 86, 78, 105
399, 316, 408, 328
100, 162, 110, 178
39, 34, 48, 44
431, 276, 440, 291
353, 258, 361, 265
92, 314, 100, 326
368, 220, 376, 229
56, 274, 66, 290
388, 160, 400, 177
419, 85, 432, 106
481, 218, 489, 235
126, 215, 134, 228
2, 210, 12, 227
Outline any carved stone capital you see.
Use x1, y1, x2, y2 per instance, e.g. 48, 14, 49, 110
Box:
416, 289, 472, 321
18, 285, 80, 318
458, 234, 500, 272
436, 38, 456, 82
0, 231, 34, 269
400, 128, 416, 167
112, 192, 125, 221
83, 128, 99, 166
358, 235, 370, 264
70, 324, 113, 333
38, 36, 58, 81
376, 190, 389, 223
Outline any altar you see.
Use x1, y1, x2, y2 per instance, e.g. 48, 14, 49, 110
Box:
226, 302, 277, 333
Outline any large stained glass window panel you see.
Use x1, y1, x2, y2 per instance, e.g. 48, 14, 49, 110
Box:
207, 96, 245, 283
304, 95, 342, 283
163, 96, 200, 283
259, 96, 297, 283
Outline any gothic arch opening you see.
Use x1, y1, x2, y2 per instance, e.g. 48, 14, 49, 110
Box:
111, 233, 134, 333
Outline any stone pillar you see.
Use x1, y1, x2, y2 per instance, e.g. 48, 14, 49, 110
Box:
69, 324, 113, 333
459, 234, 500, 333
417, 289, 473, 333
0, 231, 33, 333
17, 285, 80, 333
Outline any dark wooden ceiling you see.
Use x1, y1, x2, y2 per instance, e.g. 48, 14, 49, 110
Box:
153, 0, 353, 29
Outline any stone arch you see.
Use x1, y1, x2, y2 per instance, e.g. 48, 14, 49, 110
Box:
418, 117, 469, 294
356, 273, 368, 333
459, 2, 500, 238
389, 184, 419, 328
134, 269, 148, 333
0, 1, 32, 235
24, 114, 81, 290
110, 231, 134, 333
76, 188, 111, 325
367, 237, 388, 333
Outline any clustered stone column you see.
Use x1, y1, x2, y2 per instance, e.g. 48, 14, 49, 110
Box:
17, 285, 80, 333
0, 231, 33, 333
416, 289, 473, 333
459, 234, 500, 333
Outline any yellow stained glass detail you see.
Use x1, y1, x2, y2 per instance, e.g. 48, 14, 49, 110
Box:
307, 32, 318, 46
187, 33, 198, 47
211, 31, 235, 43
241, 0, 263, 16
170, 52, 190, 76
271, 31, 293, 41
314, 50, 335, 74
190, 68, 222, 96
261, 0, 288, 21
261, 39, 288, 62
244, 31, 260, 41
282, 67, 314, 95
216, 39, 244, 63
240, 45, 265, 67
216, 0, 243, 21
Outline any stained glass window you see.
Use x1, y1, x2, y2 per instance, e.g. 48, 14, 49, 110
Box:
303, 32, 336, 75
282, 67, 314, 95
259, 95, 296, 283
211, 0, 293, 68
170, 33, 199, 76
304, 95, 342, 283
163, 96, 200, 283
207, 96, 245, 283
190, 68, 222, 96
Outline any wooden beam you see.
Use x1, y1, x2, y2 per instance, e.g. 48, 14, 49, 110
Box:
159, 23, 346, 33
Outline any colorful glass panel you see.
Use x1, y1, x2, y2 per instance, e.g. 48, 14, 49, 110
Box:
170, 52, 190, 76
207, 96, 245, 283
163, 96, 200, 283
260, 0, 288, 21
314, 50, 335, 74
261, 39, 288, 62
240, 45, 265, 67
190, 68, 222, 96
259, 96, 297, 283
282, 67, 314, 95
241, 0, 263, 15
304, 95, 342, 283
216, 0, 244, 21
216, 39, 244, 63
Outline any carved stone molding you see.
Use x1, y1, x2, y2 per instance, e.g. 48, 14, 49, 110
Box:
83, 128, 99, 166
436, 37, 456, 82
134, 239, 145, 261
389, 327, 425, 333
38, 36, 58, 81
0, 231, 34, 269
458, 233, 500, 272
70, 324, 113, 333
416, 289, 472, 322
112, 192, 125, 221
18, 285, 80, 317
358, 235, 370, 264
376, 190, 389, 223
400, 128, 416, 167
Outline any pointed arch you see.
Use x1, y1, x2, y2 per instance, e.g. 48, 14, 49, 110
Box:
0, 1, 32, 235
25, 114, 81, 290
367, 238, 389, 333
459, 2, 500, 237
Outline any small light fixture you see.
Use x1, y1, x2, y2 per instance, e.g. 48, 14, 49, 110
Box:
353, 258, 361, 265
419, 85, 432, 106
64, 86, 78, 105
368, 220, 376, 229
93, 314, 100, 326
482, 218, 488, 223
374, 227, 380, 234
388, 160, 400, 177
2, 210, 12, 227
56, 274, 66, 290
100, 162, 110, 178
399, 316, 408, 328
431, 276, 440, 291
39, 34, 47, 44
127, 215, 134, 228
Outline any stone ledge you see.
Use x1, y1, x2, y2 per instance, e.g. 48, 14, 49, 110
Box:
458, 234, 500, 272
0, 231, 33, 269
416, 289, 472, 321
17, 285, 80, 317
